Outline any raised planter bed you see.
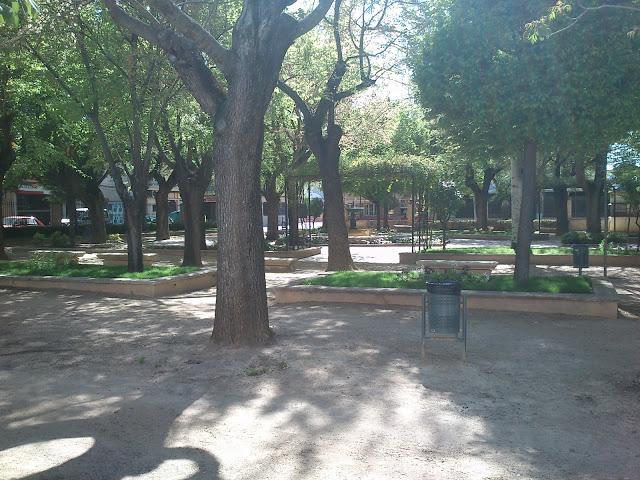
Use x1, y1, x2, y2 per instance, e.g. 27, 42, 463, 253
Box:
145, 247, 319, 260
30, 250, 85, 262
265, 257, 297, 273
145, 248, 217, 262
448, 233, 550, 241
417, 259, 498, 274
263, 247, 321, 259
272, 278, 618, 319
0, 268, 216, 298
399, 252, 640, 268
97, 252, 158, 266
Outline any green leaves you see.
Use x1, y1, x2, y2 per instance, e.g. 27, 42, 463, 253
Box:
412, 0, 640, 160
0, 0, 38, 27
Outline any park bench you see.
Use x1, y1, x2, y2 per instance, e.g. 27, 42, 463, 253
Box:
97, 252, 158, 266
265, 257, 297, 273
416, 259, 498, 275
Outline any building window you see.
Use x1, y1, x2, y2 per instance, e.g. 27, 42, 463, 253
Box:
364, 203, 377, 216
571, 192, 586, 218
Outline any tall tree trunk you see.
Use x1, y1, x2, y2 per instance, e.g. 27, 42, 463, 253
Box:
200, 219, 207, 251
576, 152, 606, 235
66, 198, 77, 247
383, 202, 389, 229
286, 181, 299, 246
179, 185, 204, 267
465, 165, 497, 231
554, 184, 569, 236
212, 83, 271, 345
474, 191, 489, 231
585, 183, 602, 234
553, 156, 569, 236
0, 102, 16, 260
0, 185, 6, 260
264, 178, 280, 241
317, 149, 354, 271
514, 141, 537, 283
154, 182, 174, 242
375, 200, 381, 230
441, 220, 448, 251
511, 157, 523, 246
86, 191, 107, 244
124, 200, 145, 272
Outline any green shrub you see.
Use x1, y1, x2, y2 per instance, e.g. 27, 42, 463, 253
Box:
603, 232, 627, 246
561, 231, 624, 245
424, 271, 491, 284
4, 226, 69, 239
32, 232, 48, 246
106, 224, 127, 235
107, 233, 123, 244
561, 231, 603, 244
28, 251, 78, 270
50, 231, 71, 247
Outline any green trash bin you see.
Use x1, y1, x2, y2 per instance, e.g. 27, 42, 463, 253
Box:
421, 280, 467, 360
425, 281, 461, 337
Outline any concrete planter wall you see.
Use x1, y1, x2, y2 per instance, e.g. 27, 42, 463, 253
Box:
399, 252, 640, 268
272, 278, 618, 319
0, 268, 216, 298
144, 248, 217, 260
263, 247, 321, 259
145, 247, 320, 260
448, 233, 549, 241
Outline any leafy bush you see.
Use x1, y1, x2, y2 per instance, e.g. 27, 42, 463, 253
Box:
28, 251, 78, 270
106, 224, 127, 235
50, 231, 71, 247
264, 237, 293, 251
424, 271, 491, 284
602, 232, 627, 246
560, 231, 624, 245
561, 231, 601, 244
32, 232, 48, 246
3, 225, 69, 239
107, 233, 123, 244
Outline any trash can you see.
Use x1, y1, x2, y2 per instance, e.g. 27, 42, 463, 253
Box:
425, 280, 461, 337
572, 244, 589, 274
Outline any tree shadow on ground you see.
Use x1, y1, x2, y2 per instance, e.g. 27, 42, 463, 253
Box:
1, 291, 639, 478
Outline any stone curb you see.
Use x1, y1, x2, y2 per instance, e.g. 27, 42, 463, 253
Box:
0, 268, 217, 298
272, 277, 618, 319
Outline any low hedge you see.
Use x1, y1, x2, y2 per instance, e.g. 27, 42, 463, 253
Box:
2, 225, 70, 239
560, 231, 628, 245
444, 218, 556, 232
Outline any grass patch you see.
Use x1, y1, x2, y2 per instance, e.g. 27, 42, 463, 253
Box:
303, 271, 593, 294
420, 246, 638, 256
0, 261, 199, 279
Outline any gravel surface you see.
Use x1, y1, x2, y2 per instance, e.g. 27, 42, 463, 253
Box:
1, 287, 639, 479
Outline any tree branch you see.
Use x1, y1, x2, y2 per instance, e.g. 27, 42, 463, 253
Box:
149, 0, 235, 77
277, 81, 312, 120
293, 0, 335, 39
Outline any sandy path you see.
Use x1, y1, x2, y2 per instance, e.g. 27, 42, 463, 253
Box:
1, 288, 639, 479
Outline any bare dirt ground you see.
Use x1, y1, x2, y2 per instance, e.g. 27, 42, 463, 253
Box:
1, 284, 639, 480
